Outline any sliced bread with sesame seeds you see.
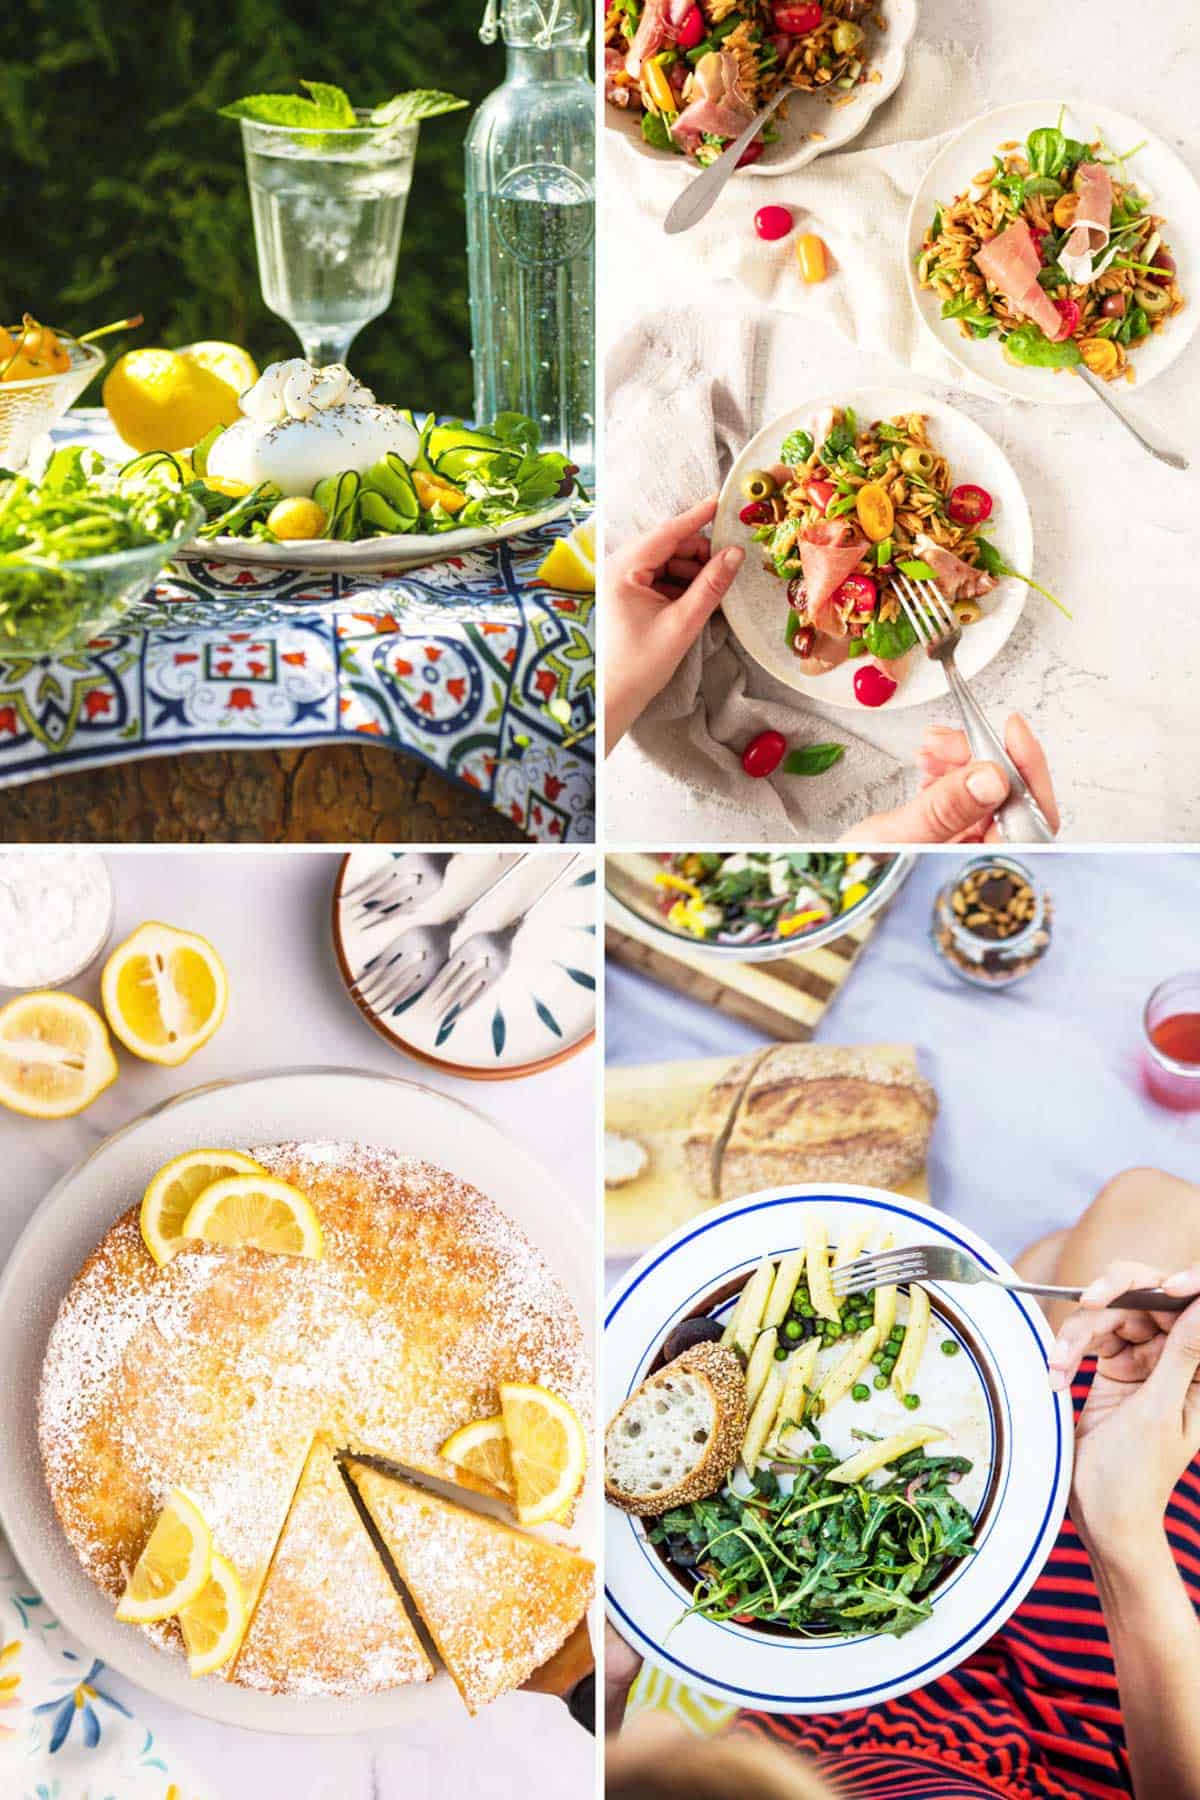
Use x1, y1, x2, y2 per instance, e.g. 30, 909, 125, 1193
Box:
604, 1341, 747, 1516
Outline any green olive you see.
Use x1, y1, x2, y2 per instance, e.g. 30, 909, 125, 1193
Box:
1134, 283, 1172, 317
899, 446, 936, 478
832, 19, 865, 53
741, 468, 778, 501
953, 599, 983, 625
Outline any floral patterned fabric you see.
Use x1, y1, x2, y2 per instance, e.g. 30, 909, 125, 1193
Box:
0, 1527, 206, 1800
0, 413, 595, 843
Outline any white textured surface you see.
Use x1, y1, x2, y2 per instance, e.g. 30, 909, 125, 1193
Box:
604, 1, 1200, 843
0, 849, 597, 1799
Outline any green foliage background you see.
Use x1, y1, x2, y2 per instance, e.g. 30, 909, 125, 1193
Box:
0, 0, 500, 415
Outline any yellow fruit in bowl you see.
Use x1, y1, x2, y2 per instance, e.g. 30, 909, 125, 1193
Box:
103, 348, 242, 453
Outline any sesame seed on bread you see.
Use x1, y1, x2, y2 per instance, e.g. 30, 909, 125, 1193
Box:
605, 1341, 747, 1516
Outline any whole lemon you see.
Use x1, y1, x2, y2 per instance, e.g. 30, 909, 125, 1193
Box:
103, 348, 243, 453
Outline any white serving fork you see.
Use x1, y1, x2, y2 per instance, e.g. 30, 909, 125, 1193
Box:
891, 569, 1055, 845
421, 854, 584, 1025
832, 1242, 1193, 1315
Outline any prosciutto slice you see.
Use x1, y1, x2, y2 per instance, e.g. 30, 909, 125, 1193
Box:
1058, 162, 1114, 286
914, 534, 998, 602
670, 50, 755, 152
605, 48, 636, 107
798, 519, 870, 635
625, 0, 694, 76
973, 219, 1069, 342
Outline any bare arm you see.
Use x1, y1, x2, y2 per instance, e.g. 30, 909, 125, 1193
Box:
1088, 1535, 1200, 1800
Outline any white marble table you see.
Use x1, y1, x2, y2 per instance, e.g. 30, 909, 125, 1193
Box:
0, 850, 597, 1800
607, 850, 1200, 1288
605, 0, 1200, 842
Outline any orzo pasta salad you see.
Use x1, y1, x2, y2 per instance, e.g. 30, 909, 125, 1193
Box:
737, 407, 1063, 708
603, 0, 880, 165
918, 113, 1184, 383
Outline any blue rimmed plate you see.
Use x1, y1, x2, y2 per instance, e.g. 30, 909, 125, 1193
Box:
332, 850, 596, 1080
605, 1184, 1072, 1713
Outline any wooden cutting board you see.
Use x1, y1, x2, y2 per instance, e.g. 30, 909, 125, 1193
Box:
606, 1045, 931, 1256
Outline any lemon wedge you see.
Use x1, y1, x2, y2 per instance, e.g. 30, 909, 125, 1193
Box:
536, 518, 595, 594
179, 1551, 247, 1677
103, 348, 242, 454
101, 922, 228, 1066
498, 1383, 587, 1526
179, 341, 259, 397
140, 1148, 269, 1267
440, 1415, 515, 1500
0, 992, 118, 1119
181, 1173, 324, 1260
116, 1487, 212, 1624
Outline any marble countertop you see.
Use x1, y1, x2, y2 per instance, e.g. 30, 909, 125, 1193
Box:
0, 850, 597, 1800
605, 0, 1200, 842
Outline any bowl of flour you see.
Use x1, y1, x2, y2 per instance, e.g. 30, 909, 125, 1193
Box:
0, 852, 114, 990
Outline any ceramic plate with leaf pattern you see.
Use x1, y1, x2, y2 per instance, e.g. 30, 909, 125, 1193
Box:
332, 850, 596, 1079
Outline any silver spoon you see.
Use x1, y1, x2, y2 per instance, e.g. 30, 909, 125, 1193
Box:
1080, 368, 1188, 471
664, 87, 790, 237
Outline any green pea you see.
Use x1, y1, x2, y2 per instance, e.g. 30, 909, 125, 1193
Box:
871, 1350, 884, 1365
775, 1344, 789, 1361
851, 1383, 870, 1402
826, 1322, 841, 1339
881, 1356, 895, 1375
941, 1339, 960, 1356
874, 1373, 888, 1390
903, 1392, 921, 1410
800, 1301, 815, 1317
784, 1319, 802, 1341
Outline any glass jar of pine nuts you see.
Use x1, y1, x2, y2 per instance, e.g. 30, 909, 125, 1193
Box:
930, 855, 1053, 989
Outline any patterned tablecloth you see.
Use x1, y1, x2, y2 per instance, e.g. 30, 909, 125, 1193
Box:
0, 414, 595, 844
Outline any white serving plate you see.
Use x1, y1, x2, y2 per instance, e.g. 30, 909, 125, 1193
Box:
605, 1184, 1072, 1713
333, 850, 597, 1078
712, 386, 1032, 710
180, 497, 573, 573
606, 0, 916, 177
906, 99, 1200, 404
0, 1067, 596, 1735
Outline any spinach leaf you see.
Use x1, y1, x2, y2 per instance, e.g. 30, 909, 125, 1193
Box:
780, 428, 815, 467
1002, 324, 1082, 369
1036, 265, 1069, 292
641, 110, 673, 152
821, 409, 858, 460
940, 292, 998, 339
975, 537, 1072, 618
1026, 125, 1067, 178
783, 744, 845, 776
863, 612, 917, 660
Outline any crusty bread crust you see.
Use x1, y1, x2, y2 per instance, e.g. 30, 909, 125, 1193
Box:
605, 1341, 747, 1516
682, 1049, 769, 1200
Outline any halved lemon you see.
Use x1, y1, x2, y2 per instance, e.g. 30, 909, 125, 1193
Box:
179, 1551, 246, 1676
0, 991, 118, 1119
140, 1148, 269, 1267
440, 1415, 514, 1500
498, 1383, 587, 1526
116, 1487, 212, 1624
101, 922, 228, 1066
181, 1174, 323, 1260
179, 341, 259, 397
536, 518, 595, 594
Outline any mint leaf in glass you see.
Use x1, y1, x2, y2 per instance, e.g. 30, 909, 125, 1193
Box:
370, 90, 469, 127
219, 80, 357, 128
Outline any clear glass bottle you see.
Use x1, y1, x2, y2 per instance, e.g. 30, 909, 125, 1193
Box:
465, 0, 595, 484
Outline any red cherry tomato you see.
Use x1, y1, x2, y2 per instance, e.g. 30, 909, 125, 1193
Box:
739, 499, 773, 525
736, 138, 765, 170
808, 478, 837, 513
755, 204, 794, 242
854, 663, 897, 708
673, 4, 704, 49
1028, 225, 1046, 258
742, 729, 787, 778
1053, 296, 1081, 340
831, 572, 877, 615
774, 1, 823, 32
947, 483, 994, 526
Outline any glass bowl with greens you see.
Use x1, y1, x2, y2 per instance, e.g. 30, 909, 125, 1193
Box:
0, 448, 203, 655
0, 337, 106, 474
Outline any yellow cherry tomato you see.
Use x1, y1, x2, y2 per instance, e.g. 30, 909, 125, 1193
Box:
643, 56, 676, 117
855, 483, 894, 543
1080, 337, 1120, 378
267, 496, 329, 541
1053, 193, 1079, 229
796, 233, 829, 284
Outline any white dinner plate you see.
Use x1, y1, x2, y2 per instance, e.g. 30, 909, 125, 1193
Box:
605, 1184, 1072, 1712
606, 0, 916, 177
180, 497, 573, 573
712, 386, 1032, 711
906, 99, 1200, 404
0, 1067, 595, 1735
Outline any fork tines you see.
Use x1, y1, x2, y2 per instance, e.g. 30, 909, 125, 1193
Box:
892, 570, 958, 652
830, 1249, 930, 1298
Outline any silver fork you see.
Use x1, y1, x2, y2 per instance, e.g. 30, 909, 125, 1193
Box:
831, 1242, 1193, 1315
341, 852, 453, 925
421, 854, 583, 1024
350, 855, 527, 1013
892, 570, 1055, 845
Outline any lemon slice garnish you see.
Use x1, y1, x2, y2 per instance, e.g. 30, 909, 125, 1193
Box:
140, 1148, 269, 1267
179, 1551, 247, 1677
440, 1415, 515, 1499
536, 518, 595, 594
181, 1174, 324, 1260
0, 991, 118, 1119
498, 1383, 587, 1526
101, 921, 228, 1066
116, 1487, 212, 1624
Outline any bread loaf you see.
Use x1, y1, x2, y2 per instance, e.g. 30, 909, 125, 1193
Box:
682, 1048, 768, 1199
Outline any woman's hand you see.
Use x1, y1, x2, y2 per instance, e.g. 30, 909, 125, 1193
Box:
605, 496, 745, 750
842, 713, 1059, 844
1048, 1262, 1200, 1565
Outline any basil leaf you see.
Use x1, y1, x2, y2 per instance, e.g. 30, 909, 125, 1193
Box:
782, 744, 846, 776
862, 613, 918, 660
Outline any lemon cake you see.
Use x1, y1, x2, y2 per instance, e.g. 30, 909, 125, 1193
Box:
37, 1140, 590, 1700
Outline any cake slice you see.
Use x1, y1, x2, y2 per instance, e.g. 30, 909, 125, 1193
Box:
235, 1435, 433, 1696
348, 1465, 594, 1714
